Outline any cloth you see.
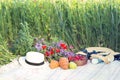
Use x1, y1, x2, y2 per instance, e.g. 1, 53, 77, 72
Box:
0, 59, 120, 80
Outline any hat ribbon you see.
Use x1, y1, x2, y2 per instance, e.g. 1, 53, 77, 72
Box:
25, 59, 44, 66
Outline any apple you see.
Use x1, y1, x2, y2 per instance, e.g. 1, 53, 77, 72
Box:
69, 62, 77, 69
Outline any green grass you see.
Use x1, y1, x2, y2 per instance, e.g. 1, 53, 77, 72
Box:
0, 34, 15, 65
0, 0, 120, 57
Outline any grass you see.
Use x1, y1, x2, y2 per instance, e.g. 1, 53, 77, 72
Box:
0, 34, 15, 65
0, 0, 120, 61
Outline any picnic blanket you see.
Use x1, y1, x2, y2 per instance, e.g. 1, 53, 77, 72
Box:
0, 59, 120, 80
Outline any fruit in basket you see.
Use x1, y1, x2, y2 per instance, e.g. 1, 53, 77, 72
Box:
69, 62, 77, 69
73, 54, 88, 66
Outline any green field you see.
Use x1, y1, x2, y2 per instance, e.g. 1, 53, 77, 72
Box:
0, 0, 120, 65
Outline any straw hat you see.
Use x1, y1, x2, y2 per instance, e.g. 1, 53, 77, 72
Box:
76, 47, 119, 64
86, 47, 116, 55
18, 52, 49, 68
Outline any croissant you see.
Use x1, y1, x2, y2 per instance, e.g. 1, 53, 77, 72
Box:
59, 57, 69, 70
49, 60, 59, 69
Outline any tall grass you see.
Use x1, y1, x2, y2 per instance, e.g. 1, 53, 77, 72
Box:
0, 0, 120, 54
0, 34, 15, 65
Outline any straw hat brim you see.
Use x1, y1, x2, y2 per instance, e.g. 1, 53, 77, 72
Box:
76, 51, 86, 55
18, 57, 50, 68
76, 47, 116, 55
86, 47, 116, 55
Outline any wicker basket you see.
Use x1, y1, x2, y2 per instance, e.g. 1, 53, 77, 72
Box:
74, 58, 88, 66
